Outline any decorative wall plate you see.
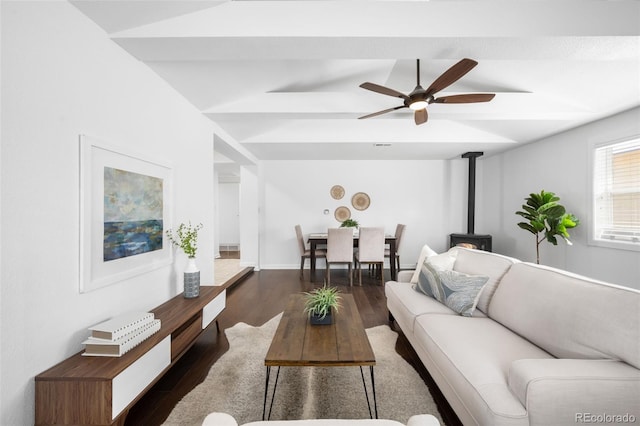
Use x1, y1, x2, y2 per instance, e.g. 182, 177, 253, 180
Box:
330, 185, 345, 200
334, 206, 351, 222
351, 192, 371, 211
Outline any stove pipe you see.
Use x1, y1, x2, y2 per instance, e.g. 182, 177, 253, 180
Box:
461, 151, 483, 235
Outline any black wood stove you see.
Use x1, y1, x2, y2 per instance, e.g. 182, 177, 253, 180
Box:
449, 152, 492, 252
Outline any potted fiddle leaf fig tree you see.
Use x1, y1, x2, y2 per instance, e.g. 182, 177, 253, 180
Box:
303, 285, 342, 325
515, 190, 579, 264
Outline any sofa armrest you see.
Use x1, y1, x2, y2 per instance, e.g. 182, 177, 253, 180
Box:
406, 414, 441, 426
202, 412, 238, 426
397, 270, 414, 283
508, 359, 640, 426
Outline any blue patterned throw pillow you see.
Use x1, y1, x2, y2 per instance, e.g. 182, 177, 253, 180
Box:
415, 259, 489, 316
415, 260, 440, 299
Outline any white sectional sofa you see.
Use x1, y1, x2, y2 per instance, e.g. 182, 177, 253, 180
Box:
202, 413, 441, 426
385, 246, 640, 426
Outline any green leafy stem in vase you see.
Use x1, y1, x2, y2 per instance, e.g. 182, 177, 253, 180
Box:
166, 222, 203, 259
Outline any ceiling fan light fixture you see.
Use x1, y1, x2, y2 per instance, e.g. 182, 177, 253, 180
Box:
358, 58, 494, 125
409, 100, 428, 111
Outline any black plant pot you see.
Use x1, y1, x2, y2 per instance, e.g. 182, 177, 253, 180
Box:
310, 311, 332, 325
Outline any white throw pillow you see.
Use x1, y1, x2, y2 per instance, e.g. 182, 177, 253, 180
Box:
410, 245, 438, 284
410, 245, 457, 284
427, 250, 458, 271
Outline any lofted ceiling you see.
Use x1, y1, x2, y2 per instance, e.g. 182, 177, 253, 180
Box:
70, 0, 640, 161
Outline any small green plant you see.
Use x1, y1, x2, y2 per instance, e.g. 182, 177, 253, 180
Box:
166, 221, 203, 258
303, 285, 342, 319
516, 190, 579, 264
340, 218, 359, 228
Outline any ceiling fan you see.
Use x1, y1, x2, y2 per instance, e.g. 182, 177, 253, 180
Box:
358, 58, 495, 125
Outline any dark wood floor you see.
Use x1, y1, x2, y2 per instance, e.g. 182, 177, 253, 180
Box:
125, 268, 462, 426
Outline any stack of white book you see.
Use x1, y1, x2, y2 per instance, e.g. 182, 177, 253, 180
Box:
82, 312, 161, 357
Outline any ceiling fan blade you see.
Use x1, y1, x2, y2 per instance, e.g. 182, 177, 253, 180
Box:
432, 93, 496, 104
359, 105, 407, 120
414, 108, 428, 125
360, 82, 410, 101
425, 58, 478, 97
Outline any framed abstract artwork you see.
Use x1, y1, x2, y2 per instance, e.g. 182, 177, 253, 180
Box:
79, 135, 173, 293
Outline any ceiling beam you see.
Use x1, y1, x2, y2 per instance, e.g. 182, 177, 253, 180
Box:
112, 2, 640, 38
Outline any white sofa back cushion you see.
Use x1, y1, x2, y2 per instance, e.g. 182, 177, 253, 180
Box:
452, 248, 519, 314
490, 262, 640, 369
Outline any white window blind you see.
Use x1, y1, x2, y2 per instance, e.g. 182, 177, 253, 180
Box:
593, 137, 640, 247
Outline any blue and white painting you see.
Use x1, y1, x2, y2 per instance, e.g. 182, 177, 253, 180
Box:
103, 167, 163, 261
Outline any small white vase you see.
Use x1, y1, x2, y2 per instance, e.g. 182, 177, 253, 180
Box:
183, 257, 200, 298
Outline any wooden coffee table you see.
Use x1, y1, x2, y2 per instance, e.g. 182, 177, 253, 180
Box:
263, 293, 377, 420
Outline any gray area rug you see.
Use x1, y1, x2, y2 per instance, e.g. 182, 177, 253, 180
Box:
163, 314, 443, 425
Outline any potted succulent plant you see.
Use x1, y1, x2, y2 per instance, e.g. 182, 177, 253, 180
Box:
515, 190, 579, 264
303, 285, 342, 325
166, 221, 203, 298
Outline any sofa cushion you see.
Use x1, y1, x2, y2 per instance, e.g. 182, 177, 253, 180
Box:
385, 281, 458, 334
412, 314, 552, 426
415, 260, 488, 317
489, 262, 640, 370
452, 248, 519, 314
508, 358, 640, 425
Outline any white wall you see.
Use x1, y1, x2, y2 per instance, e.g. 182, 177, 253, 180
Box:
1, 3, 217, 424
479, 108, 640, 289
213, 170, 221, 257
258, 159, 470, 270
218, 182, 240, 247
241, 165, 260, 268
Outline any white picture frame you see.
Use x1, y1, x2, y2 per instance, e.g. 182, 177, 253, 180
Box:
79, 135, 173, 293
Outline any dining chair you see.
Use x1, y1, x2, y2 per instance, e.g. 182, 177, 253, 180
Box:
354, 227, 385, 286
295, 225, 325, 280
385, 224, 406, 272
325, 227, 354, 287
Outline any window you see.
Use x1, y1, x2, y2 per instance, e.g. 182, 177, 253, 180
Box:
592, 137, 640, 250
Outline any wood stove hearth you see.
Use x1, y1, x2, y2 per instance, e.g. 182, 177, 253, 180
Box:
450, 233, 492, 252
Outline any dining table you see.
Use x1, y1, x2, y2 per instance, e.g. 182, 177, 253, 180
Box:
307, 232, 397, 282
